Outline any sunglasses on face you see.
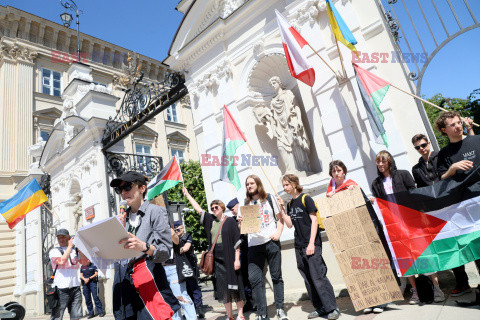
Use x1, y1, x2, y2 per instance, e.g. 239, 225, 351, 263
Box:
414, 143, 428, 150
114, 182, 133, 194
174, 228, 182, 232
211, 205, 220, 211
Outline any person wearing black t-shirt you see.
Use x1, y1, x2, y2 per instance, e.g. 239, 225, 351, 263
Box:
278, 174, 339, 320
435, 111, 480, 298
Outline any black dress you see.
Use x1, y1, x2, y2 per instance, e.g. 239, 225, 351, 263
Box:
201, 212, 245, 303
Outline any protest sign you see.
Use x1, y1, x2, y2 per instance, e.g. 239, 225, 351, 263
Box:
240, 204, 261, 234
317, 188, 402, 311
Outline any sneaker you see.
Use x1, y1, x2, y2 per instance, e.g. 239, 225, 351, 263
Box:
87, 315, 95, 319
327, 309, 340, 320
307, 307, 327, 319
363, 307, 372, 314
196, 306, 205, 319
409, 288, 419, 305
372, 306, 384, 313
451, 286, 472, 297
255, 315, 269, 320
98, 313, 106, 317
276, 309, 288, 320
434, 286, 446, 303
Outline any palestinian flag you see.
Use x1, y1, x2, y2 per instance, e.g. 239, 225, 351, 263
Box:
353, 63, 390, 147
220, 105, 247, 190
375, 167, 480, 277
147, 156, 183, 200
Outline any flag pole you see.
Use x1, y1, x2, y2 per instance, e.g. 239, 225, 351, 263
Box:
306, 43, 338, 77
43, 202, 60, 220
244, 140, 281, 199
334, 39, 347, 79
390, 84, 480, 127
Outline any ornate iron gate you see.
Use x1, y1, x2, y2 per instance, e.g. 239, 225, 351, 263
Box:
377, 0, 479, 96
375, 0, 480, 147
40, 173, 56, 314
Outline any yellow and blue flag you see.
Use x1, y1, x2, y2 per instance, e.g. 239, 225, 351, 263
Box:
326, 0, 358, 53
0, 179, 48, 229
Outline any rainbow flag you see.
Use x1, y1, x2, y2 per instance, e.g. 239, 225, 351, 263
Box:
326, 0, 358, 53
0, 179, 48, 229
147, 156, 183, 200
375, 167, 480, 276
220, 105, 247, 190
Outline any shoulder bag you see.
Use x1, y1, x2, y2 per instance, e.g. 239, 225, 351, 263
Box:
199, 217, 226, 275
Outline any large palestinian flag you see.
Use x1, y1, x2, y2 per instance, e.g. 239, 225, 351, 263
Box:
375, 168, 480, 277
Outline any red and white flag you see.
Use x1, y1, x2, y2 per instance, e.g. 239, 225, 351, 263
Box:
275, 10, 315, 87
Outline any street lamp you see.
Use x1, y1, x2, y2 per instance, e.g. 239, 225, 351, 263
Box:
59, 0, 82, 63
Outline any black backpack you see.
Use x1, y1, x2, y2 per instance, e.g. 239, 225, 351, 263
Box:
415, 275, 434, 304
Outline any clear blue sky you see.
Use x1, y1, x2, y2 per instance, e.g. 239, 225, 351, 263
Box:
2, 0, 478, 100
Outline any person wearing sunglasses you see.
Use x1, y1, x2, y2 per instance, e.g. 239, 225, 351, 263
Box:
110, 171, 180, 320
183, 187, 245, 320
411, 134, 440, 188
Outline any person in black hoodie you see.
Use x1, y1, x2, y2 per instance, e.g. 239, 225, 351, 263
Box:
371, 151, 421, 304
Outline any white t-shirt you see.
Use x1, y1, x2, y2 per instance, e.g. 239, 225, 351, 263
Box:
49, 247, 81, 289
239, 195, 280, 247
383, 177, 394, 195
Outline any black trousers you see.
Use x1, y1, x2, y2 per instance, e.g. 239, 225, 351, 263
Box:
452, 259, 480, 288
248, 240, 284, 316
295, 246, 337, 313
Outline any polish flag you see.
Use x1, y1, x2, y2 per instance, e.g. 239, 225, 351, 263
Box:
275, 10, 315, 87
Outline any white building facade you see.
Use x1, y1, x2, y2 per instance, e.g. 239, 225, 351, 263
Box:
165, 0, 437, 297
0, 5, 197, 315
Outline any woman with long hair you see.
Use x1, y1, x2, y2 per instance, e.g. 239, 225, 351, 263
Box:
183, 187, 245, 320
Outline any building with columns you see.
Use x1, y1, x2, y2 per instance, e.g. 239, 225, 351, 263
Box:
0, 5, 198, 314
164, 0, 452, 298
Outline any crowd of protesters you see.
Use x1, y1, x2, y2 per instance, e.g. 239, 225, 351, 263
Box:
49, 111, 479, 320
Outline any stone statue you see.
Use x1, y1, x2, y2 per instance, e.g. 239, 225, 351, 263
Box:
254, 76, 311, 173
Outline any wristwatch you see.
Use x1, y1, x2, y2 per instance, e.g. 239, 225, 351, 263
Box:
142, 242, 151, 253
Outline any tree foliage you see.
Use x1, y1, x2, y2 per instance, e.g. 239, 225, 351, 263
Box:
167, 160, 208, 252
423, 89, 480, 149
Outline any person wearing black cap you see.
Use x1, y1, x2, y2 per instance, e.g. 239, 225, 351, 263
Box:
227, 198, 254, 313
49, 228, 82, 320
110, 171, 180, 320
173, 221, 205, 318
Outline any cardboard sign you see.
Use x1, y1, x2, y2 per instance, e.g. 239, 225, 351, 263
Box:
240, 204, 261, 234
317, 188, 402, 311
85, 205, 95, 220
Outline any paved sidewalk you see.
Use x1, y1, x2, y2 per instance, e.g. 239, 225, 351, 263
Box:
26, 272, 479, 320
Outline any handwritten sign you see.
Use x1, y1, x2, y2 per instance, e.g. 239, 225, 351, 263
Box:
240, 204, 261, 234
317, 188, 402, 311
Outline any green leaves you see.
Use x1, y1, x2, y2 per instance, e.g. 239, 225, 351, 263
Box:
167, 160, 208, 252
423, 89, 480, 149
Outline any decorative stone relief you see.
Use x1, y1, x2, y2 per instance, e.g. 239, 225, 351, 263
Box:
191, 60, 233, 94
253, 76, 311, 174
293, 0, 320, 26
248, 53, 294, 96
0, 39, 37, 63
218, 0, 247, 19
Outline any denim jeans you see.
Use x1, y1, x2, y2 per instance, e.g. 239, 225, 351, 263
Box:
248, 240, 284, 317
82, 281, 104, 315
50, 287, 82, 320
164, 265, 197, 320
